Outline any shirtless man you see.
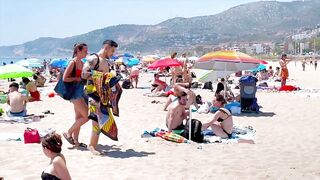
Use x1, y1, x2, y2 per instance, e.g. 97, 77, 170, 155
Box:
279, 54, 291, 87
7, 83, 28, 117
82, 40, 118, 155
163, 82, 198, 111
166, 91, 189, 132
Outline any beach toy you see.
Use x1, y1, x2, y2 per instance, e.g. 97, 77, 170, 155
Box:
48, 92, 55, 98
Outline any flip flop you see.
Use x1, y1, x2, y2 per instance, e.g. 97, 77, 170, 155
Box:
63, 133, 75, 145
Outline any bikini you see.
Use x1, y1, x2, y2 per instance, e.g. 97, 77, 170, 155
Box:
41, 171, 61, 180
217, 108, 232, 138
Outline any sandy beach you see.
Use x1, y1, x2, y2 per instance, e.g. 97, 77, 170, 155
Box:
1, 62, 320, 180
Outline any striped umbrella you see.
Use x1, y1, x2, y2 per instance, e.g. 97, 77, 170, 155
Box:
194, 50, 267, 71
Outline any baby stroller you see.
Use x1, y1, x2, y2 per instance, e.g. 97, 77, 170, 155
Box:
239, 75, 259, 113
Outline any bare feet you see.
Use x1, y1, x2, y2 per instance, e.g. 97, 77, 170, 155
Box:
88, 146, 101, 155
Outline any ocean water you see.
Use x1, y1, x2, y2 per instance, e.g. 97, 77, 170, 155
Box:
0, 57, 49, 66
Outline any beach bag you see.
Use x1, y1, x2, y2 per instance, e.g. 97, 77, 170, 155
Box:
122, 79, 131, 89
54, 62, 76, 100
24, 128, 40, 144
183, 119, 204, 143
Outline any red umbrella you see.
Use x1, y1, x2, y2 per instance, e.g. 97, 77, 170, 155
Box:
148, 58, 182, 69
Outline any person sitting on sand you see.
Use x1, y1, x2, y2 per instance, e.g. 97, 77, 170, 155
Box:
41, 132, 71, 180
166, 91, 189, 132
210, 94, 227, 113
151, 73, 169, 93
202, 95, 233, 139
163, 82, 199, 111
22, 77, 41, 101
6, 82, 27, 117
33, 72, 47, 87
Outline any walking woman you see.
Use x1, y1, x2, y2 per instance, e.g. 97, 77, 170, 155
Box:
63, 43, 89, 147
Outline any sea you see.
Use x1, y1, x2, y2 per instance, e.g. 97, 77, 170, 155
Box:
0, 57, 53, 66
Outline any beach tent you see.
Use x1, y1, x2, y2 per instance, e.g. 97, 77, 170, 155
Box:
0, 64, 33, 79
249, 64, 266, 72
126, 58, 140, 67
197, 69, 235, 83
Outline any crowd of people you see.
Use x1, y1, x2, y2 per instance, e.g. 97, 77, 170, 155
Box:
3, 39, 310, 179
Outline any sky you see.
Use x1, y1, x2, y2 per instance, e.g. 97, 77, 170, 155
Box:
0, 0, 292, 46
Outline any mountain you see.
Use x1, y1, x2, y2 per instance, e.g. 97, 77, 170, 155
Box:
1, 0, 320, 57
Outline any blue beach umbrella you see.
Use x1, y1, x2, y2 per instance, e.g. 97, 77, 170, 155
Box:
122, 53, 134, 58
49, 58, 69, 68
126, 58, 140, 67
249, 64, 266, 72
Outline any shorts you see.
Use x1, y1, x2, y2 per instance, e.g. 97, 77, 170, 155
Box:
280, 68, 289, 79
7, 110, 27, 117
165, 90, 174, 96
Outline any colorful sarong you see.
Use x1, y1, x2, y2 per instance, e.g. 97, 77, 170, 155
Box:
280, 68, 289, 79
86, 71, 122, 141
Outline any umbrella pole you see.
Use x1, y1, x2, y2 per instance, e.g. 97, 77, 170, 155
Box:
189, 108, 192, 141
224, 63, 227, 99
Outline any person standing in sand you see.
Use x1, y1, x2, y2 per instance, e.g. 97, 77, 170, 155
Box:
63, 43, 89, 148
41, 133, 71, 180
82, 40, 118, 155
279, 54, 291, 87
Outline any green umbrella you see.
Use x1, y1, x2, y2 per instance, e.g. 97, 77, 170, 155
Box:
0, 64, 33, 79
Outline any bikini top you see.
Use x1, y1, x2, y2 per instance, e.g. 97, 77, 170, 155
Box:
75, 69, 82, 78
217, 108, 231, 123
41, 171, 61, 180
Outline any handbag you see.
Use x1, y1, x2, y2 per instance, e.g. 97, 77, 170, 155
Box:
24, 128, 40, 144
54, 62, 76, 100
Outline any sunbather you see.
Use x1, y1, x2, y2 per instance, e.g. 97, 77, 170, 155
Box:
202, 96, 233, 138
6, 82, 27, 117
22, 77, 41, 101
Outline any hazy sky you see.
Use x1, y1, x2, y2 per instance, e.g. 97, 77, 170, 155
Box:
0, 0, 292, 46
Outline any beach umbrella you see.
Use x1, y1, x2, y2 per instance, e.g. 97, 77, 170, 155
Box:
194, 50, 267, 71
15, 58, 43, 68
142, 56, 156, 63
197, 69, 235, 83
126, 58, 140, 67
49, 58, 69, 68
0, 64, 33, 79
249, 64, 266, 72
121, 53, 134, 58
148, 58, 182, 69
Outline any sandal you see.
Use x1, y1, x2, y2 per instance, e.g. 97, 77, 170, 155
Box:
63, 132, 75, 145
75, 142, 87, 148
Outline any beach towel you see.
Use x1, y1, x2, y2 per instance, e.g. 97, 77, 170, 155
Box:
203, 126, 255, 143
142, 128, 188, 143
86, 71, 122, 141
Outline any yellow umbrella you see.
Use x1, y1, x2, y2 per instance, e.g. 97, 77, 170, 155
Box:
142, 56, 156, 63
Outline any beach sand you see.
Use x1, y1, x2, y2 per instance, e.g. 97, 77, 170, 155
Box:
0, 62, 320, 179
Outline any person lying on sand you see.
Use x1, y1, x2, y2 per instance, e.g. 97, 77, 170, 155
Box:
202, 95, 233, 139
6, 82, 27, 117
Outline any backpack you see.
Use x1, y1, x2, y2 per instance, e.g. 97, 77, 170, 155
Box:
183, 119, 204, 143
122, 79, 131, 89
